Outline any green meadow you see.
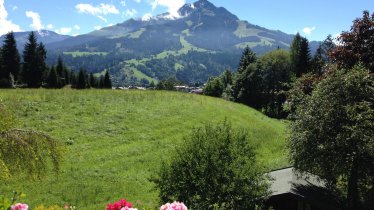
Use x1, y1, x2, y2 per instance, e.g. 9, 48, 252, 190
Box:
0, 89, 288, 209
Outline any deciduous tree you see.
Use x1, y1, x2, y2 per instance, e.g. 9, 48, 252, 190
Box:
289, 65, 374, 210
330, 11, 374, 73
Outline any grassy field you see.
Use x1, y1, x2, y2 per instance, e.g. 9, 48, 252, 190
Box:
0, 89, 288, 209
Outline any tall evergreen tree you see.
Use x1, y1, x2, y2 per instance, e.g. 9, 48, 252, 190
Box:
232, 47, 257, 100
56, 57, 63, 85
89, 72, 97, 88
64, 67, 70, 85
22, 32, 46, 88
311, 45, 325, 75
0, 47, 3, 81
290, 33, 311, 77
290, 33, 302, 76
76, 68, 87, 89
1, 32, 20, 81
99, 75, 104, 88
237, 46, 256, 73
70, 71, 77, 87
46, 66, 58, 88
298, 37, 311, 76
103, 70, 112, 89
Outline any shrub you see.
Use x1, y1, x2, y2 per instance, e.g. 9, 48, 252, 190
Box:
154, 121, 270, 210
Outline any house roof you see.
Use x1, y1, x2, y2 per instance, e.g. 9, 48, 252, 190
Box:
268, 167, 325, 196
267, 167, 342, 210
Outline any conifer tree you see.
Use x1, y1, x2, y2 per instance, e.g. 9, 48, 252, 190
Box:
56, 56, 65, 86
0, 47, 4, 85
64, 67, 70, 85
89, 72, 97, 88
76, 68, 87, 89
22, 32, 46, 87
70, 71, 77, 87
99, 75, 104, 88
237, 46, 256, 73
232, 47, 257, 100
298, 37, 311, 76
290, 33, 311, 77
46, 66, 58, 88
1, 32, 20, 81
103, 70, 112, 89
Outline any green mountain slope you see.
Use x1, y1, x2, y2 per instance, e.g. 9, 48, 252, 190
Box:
45, 0, 306, 86
0, 89, 288, 209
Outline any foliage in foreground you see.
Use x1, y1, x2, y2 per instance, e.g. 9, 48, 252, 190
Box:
0, 103, 64, 179
288, 65, 374, 210
154, 122, 270, 210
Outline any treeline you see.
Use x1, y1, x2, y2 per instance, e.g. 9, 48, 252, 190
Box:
204, 32, 335, 118
0, 31, 112, 89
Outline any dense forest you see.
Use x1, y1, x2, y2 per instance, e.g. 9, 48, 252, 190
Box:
0, 32, 112, 89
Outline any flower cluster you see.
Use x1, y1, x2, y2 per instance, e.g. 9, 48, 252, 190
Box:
11, 203, 28, 210
160, 202, 187, 210
106, 199, 137, 210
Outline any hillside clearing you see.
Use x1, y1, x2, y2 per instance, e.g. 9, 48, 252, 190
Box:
0, 89, 288, 209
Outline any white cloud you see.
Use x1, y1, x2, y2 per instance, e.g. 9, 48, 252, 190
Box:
12, 5, 17, 11
47, 24, 53, 29
76, 3, 119, 15
302, 26, 316, 36
120, 0, 126, 7
74, 25, 80, 30
94, 25, 102, 30
150, 0, 185, 17
133, 0, 141, 3
26, 11, 44, 31
0, 0, 22, 35
125, 9, 138, 17
107, 23, 115, 27
55, 27, 72, 35
142, 13, 152, 21
76, 3, 119, 22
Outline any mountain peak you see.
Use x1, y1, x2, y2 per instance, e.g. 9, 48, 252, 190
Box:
193, 0, 216, 10
178, 0, 238, 20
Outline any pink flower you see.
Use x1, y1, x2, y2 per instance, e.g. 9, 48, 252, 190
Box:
11, 203, 28, 210
160, 202, 187, 210
106, 198, 135, 210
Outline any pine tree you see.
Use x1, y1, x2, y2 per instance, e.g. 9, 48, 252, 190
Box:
56, 56, 65, 86
298, 37, 311, 76
64, 67, 70, 85
99, 75, 104, 88
290, 33, 302, 76
22, 32, 46, 88
237, 46, 256, 73
46, 66, 59, 88
70, 71, 77, 87
76, 68, 87, 89
290, 33, 311, 77
103, 70, 112, 89
232, 47, 257, 100
89, 72, 97, 88
311, 45, 325, 75
1, 32, 20, 81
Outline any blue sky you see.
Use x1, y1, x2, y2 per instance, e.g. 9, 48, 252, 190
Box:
1, 0, 373, 41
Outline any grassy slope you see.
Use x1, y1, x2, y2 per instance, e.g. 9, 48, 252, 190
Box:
0, 89, 288, 209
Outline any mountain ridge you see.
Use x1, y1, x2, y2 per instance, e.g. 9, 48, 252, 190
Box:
1, 0, 319, 86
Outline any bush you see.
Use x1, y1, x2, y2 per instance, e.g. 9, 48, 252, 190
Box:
154, 122, 269, 210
